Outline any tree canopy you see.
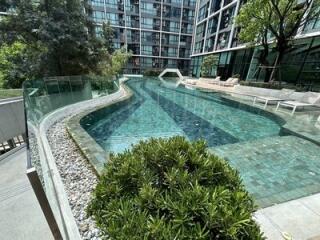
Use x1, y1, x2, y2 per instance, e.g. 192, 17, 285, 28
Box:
236, 0, 320, 81
200, 55, 219, 77
0, 0, 131, 88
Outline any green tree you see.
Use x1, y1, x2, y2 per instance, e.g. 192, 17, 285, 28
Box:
237, 0, 320, 82
0, 0, 112, 77
0, 41, 43, 88
200, 55, 219, 77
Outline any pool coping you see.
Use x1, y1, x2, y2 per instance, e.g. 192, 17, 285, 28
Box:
66, 79, 320, 178
66, 82, 133, 175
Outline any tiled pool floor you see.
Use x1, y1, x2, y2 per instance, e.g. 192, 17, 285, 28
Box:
82, 78, 320, 207
210, 135, 320, 208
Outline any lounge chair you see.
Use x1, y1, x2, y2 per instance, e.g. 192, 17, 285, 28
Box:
276, 92, 320, 115
200, 76, 221, 84
219, 78, 239, 87
185, 78, 197, 85
252, 89, 294, 109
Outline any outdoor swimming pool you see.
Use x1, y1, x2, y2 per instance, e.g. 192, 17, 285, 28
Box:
82, 78, 283, 153
80, 78, 320, 207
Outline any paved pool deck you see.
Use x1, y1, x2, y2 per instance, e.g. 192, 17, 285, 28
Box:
255, 193, 320, 240
0, 147, 53, 240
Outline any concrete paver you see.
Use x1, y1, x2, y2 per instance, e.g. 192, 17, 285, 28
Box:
0, 147, 53, 240
256, 194, 320, 240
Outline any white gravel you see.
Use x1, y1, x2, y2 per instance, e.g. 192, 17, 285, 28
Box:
47, 120, 102, 240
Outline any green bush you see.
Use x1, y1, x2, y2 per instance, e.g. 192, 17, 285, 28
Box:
144, 69, 162, 76
88, 137, 264, 239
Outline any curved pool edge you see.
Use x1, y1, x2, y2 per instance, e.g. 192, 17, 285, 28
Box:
219, 93, 320, 146
66, 82, 133, 175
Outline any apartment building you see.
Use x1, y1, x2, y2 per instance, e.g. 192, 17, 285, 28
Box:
190, 0, 320, 89
86, 0, 196, 75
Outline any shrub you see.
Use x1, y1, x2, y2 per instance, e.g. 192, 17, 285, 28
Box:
144, 69, 162, 76
201, 55, 219, 77
87, 137, 264, 239
232, 74, 241, 79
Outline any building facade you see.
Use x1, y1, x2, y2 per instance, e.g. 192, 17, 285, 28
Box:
86, 0, 196, 75
190, 0, 320, 90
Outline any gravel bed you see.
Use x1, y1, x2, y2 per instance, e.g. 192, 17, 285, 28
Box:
47, 120, 102, 240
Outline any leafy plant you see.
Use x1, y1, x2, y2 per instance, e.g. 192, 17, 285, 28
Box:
0, 41, 43, 88
88, 137, 264, 239
201, 55, 219, 77
99, 47, 132, 78
144, 69, 162, 76
0, 0, 123, 78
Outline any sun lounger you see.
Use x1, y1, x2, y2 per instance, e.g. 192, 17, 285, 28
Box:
199, 76, 221, 84
276, 92, 320, 115
185, 79, 197, 85
219, 78, 239, 87
252, 89, 294, 109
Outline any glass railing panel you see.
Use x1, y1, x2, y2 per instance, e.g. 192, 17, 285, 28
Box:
23, 75, 121, 238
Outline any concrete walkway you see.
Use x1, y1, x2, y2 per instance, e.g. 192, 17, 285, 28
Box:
256, 193, 320, 240
0, 147, 53, 240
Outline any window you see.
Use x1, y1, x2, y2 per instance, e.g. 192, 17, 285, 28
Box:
216, 32, 230, 50
90, 0, 105, 7
141, 46, 153, 55
210, 0, 222, 13
198, 5, 208, 21
207, 16, 218, 34
169, 34, 179, 44
141, 17, 153, 29
105, 13, 119, 25
93, 11, 105, 23
169, 21, 180, 32
141, 2, 157, 15
219, 6, 235, 30
105, 0, 118, 9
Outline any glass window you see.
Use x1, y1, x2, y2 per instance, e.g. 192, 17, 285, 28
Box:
210, 0, 222, 13
169, 21, 180, 32
207, 16, 218, 34
90, 0, 105, 7
105, 0, 117, 9
141, 17, 153, 29
216, 32, 230, 50
105, 13, 119, 25
198, 5, 208, 21
141, 46, 153, 55
141, 2, 158, 15
92, 11, 105, 23
219, 6, 235, 30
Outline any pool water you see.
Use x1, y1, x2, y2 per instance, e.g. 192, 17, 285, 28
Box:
81, 78, 320, 207
83, 78, 282, 153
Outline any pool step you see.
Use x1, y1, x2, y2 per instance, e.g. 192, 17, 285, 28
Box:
209, 135, 320, 208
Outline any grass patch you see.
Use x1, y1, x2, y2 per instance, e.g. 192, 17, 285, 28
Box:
0, 89, 23, 99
